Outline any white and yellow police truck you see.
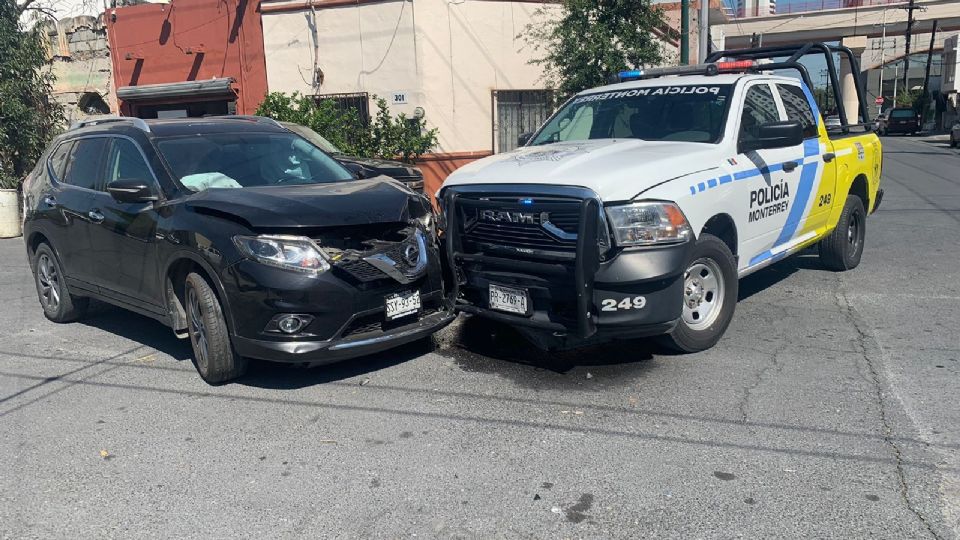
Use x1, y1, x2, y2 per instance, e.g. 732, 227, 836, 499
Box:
438, 43, 883, 352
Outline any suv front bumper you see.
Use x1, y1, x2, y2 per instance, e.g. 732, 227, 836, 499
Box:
221, 248, 453, 364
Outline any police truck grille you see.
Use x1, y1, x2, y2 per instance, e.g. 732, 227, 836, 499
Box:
458, 196, 581, 255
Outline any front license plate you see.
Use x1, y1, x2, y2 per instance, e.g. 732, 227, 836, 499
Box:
385, 291, 421, 320
488, 284, 528, 315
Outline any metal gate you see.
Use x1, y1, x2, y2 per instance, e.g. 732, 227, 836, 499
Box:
492, 90, 556, 153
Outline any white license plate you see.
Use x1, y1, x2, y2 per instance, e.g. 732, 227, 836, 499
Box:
488, 284, 528, 315
385, 291, 421, 320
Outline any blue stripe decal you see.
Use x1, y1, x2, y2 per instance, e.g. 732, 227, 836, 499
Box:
697, 182, 706, 192
689, 186, 696, 195
748, 138, 822, 266
718, 174, 732, 185
707, 178, 717, 188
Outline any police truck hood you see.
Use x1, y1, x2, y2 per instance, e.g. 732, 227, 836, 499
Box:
442, 139, 723, 201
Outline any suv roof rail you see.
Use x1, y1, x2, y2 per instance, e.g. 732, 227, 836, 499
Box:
210, 115, 284, 128
69, 115, 151, 133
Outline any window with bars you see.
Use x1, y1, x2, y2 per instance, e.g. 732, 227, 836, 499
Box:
313, 92, 371, 125
493, 90, 558, 153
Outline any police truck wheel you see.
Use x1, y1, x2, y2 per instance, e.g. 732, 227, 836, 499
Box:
660, 234, 738, 353
819, 195, 865, 271
33, 243, 88, 323
185, 272, 247, 384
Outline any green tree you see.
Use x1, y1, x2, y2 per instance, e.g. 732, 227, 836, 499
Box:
0, 0, 64, 189
256, 93, 438, 163
521, 0, 667, 98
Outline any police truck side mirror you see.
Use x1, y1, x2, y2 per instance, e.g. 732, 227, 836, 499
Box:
517, 132, 533, 147
744, 120, 803, 152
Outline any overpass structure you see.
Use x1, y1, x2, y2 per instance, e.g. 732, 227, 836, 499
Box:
713, 0, 960, 123
717, 0, 960, 50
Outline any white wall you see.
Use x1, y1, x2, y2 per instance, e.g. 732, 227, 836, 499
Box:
263, 0, 558, 153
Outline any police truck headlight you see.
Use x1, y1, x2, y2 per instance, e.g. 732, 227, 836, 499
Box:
233, 235, 331, 275
605, 202, 692, 246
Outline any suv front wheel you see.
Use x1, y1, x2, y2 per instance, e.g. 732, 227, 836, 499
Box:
33, 243, 88, 323
184, 272, 248, 384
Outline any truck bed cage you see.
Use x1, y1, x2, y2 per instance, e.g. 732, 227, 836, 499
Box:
705, 42, 871, 136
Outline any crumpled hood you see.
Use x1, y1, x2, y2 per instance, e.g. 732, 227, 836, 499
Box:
184, 177, 422, 229
442, 139, 724, 201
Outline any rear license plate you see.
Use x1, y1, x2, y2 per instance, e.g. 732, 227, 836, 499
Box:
488, 284, 529, 315
385, 291, 421, 320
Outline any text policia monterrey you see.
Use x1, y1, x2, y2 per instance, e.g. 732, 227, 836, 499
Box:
572, 86, 723, 104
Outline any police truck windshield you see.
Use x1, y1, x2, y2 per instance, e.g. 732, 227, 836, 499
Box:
530, 84, 733, 145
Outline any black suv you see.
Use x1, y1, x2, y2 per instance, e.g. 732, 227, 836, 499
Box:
22, 116, 454, 383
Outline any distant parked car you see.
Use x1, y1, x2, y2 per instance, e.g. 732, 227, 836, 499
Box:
950, 121, 960, 148
281, 122, 425, 193
877, 107, 920, 136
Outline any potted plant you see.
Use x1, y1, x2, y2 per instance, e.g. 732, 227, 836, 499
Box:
0, 175, 21, 238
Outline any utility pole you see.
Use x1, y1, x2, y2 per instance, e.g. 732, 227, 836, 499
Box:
698, 0, 710, 63
874, 9, 894, 115
681, 0, 690, 65
898, 0, 927, 91
920, 19, 938, 129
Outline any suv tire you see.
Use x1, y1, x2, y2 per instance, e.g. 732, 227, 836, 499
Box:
819, 195, 865, 271
660, 234, 738, 353
33, 243, 88, 323
184, 272, 247, 384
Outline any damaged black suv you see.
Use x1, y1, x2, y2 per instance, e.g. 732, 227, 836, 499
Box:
22, 116, 454, 383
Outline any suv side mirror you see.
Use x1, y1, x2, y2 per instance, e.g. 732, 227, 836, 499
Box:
107, 179, 158, 203
517, 132, 533, 147
742, 120, 803, 152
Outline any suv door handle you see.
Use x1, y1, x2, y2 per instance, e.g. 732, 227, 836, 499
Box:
88, 209, 104, 223
823, 153, 836, 163
43, 195, 57, 206
782, 160, 799, 172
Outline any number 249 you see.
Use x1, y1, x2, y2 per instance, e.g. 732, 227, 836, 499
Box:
601, 296, 647, 311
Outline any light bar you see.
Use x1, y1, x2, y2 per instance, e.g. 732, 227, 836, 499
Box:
617, 60, 758, 82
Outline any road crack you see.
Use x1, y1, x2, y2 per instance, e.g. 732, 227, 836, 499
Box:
835, 280, 942, 540
738, 341, 790, 424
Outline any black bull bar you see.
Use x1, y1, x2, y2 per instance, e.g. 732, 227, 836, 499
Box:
442, 188, 601, 339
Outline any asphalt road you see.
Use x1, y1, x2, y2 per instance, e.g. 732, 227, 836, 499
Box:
1, 136, 958, 539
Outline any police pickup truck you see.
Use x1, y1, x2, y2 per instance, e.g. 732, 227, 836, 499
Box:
438, 43, 883, 352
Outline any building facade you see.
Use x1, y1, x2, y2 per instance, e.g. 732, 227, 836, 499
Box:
105, 0, 268, 118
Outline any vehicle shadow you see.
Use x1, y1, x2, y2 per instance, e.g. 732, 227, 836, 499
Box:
434, 314, 658, 389
737, 250, 825, 302
79, 301, 193, 362
78, 300, 427, 388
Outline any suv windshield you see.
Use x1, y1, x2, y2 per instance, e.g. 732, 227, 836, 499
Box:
156, 132, 354, 191
530, 84, 732, 145
282, 122, 341, 154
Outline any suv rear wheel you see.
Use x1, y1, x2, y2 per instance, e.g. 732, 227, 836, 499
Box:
185, 272, 247, 384
819, 195, 865, 271
660, 234, 738, 352
33, 243, 88, 323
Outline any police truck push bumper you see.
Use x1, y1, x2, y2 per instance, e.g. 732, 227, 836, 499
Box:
443, 188, 693, 347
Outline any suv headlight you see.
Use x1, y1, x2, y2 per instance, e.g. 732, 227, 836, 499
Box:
233, 235, 331, 275
605, 201, 692, 246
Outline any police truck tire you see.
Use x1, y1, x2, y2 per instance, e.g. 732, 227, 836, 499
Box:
660, 234, 738, 353
185, 272, 247, 384
33, 243, 88, 323
819, 195, 865, 272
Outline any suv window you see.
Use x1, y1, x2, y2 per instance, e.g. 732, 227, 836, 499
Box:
739, 84, 782, 147
63, 138, 108, 191
776, 84, 817, 139
48, 141, 74, 181
105, 138, 155, 187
